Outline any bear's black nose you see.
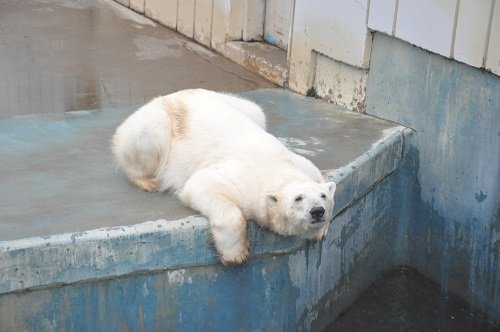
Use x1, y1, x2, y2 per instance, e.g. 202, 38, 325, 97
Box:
310, 206, 325, 219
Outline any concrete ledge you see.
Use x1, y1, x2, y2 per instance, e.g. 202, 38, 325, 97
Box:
0, 88, 411, 330
0, 216, 305, 294
0, 128, 408, 295
328, 126, 411, 217
0, 89, 409, 296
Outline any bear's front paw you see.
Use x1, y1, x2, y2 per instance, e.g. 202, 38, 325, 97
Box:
219, 238, 250, 266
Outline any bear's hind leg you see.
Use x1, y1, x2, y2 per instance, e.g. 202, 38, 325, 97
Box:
112, 99, 172, 192
179, 171, 249, 266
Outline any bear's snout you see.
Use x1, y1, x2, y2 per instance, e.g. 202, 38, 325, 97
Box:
310, 206, 325, 220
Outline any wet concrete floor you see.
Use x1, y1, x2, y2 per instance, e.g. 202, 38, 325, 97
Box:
0, 0, 275, 117
326, 268, 500, 332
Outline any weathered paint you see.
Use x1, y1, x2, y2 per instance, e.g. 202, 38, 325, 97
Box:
0, 168, 403, 331
312, 52, 369, 112
288, 0, 371, 96
222, 41, 288, 87
263, 0, 292, 50
0, 124, 407, 295
366, 32, 500, 324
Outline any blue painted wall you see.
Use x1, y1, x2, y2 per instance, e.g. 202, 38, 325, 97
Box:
0, 175, 402, 331
367, 33, 500, 323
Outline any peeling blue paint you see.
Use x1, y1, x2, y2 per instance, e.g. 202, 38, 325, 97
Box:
0, 177, 400, 331
475, 191, 488, 203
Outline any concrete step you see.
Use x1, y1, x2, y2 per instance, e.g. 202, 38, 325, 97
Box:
0, 88, 411, 330
222, 41, 289, 87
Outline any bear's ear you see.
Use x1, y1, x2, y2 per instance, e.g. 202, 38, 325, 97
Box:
326, 182, 336, 195
266, 193, 279, 206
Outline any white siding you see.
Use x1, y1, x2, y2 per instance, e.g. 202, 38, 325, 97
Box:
264, 0, 293, 50
454, 0, 493, 67
395, 0, 457, 57
486, 1, 500, 75
289, 0, 371, 94
368, 0, 398, 35
178, 0, 196, 38
194, 0, 214, 47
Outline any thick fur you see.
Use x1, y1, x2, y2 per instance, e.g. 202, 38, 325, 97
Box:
112, 89, 336, 265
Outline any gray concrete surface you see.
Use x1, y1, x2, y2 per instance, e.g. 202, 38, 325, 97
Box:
0, 89, 399, 241
0, 0, 275, 117
0, 0, 400, 242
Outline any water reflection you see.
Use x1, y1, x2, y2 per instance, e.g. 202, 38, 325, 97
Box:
0, 71, 140, 117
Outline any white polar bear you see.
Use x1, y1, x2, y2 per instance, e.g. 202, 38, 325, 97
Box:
112, 89, 336, 265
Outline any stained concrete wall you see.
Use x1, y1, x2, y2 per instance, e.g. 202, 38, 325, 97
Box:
366, 33, 500, 324
0, 131, 410, 329
0, 175, 402, 331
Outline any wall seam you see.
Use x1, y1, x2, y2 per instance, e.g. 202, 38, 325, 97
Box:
193, 0, 198, 40
483, 0, 496, 68
175, 0, 179, 30
450, 0, 461, 58
287, 0, 296, 64
392, 0, 399, 36
210, 0, 215, 47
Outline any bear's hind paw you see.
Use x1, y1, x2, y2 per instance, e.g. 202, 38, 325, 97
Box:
132, 177, 159, 192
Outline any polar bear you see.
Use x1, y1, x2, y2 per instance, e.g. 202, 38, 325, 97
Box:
112, 89, 336, 265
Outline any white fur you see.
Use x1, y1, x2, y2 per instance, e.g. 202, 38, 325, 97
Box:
112, 89, 336, 265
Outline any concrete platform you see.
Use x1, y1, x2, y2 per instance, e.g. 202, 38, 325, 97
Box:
0, 89, 400, 242
0, 88, 408, 289
0, 90, 400, 241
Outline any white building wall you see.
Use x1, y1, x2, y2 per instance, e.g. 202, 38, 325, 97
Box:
177, 0, 195, 38
454, 0, 493, 67
367, 0, 499, 74
395, 0, 457, 58
264, 0, 293, 50
288, 0, 371, 109
116, 0, 500, 110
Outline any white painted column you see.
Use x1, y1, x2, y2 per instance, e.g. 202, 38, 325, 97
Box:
288, 0, 371, 110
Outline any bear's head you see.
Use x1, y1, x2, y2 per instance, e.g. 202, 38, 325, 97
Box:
266, 181, 336, 240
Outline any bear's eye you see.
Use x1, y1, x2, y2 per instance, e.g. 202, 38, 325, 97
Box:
321, 193, 327, 199
294, 195, 303, 202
